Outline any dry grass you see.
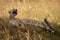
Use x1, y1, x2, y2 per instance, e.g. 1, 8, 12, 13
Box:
0, 0, 60, 40
0, 17, 60, 40
0, 0, 60, 23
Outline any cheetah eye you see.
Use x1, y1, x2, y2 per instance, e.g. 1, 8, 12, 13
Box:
19, 24, 22, 26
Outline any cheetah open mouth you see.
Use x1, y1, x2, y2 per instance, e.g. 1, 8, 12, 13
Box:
12, 9, 17, 15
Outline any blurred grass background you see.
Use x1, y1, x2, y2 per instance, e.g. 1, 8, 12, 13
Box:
0, 0, 60, 23
0, 0, 60, 40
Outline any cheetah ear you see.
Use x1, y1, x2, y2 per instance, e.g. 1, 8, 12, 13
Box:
16, 9, 17, 11
9, 11, 11, 14
15, 9, 17, 15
